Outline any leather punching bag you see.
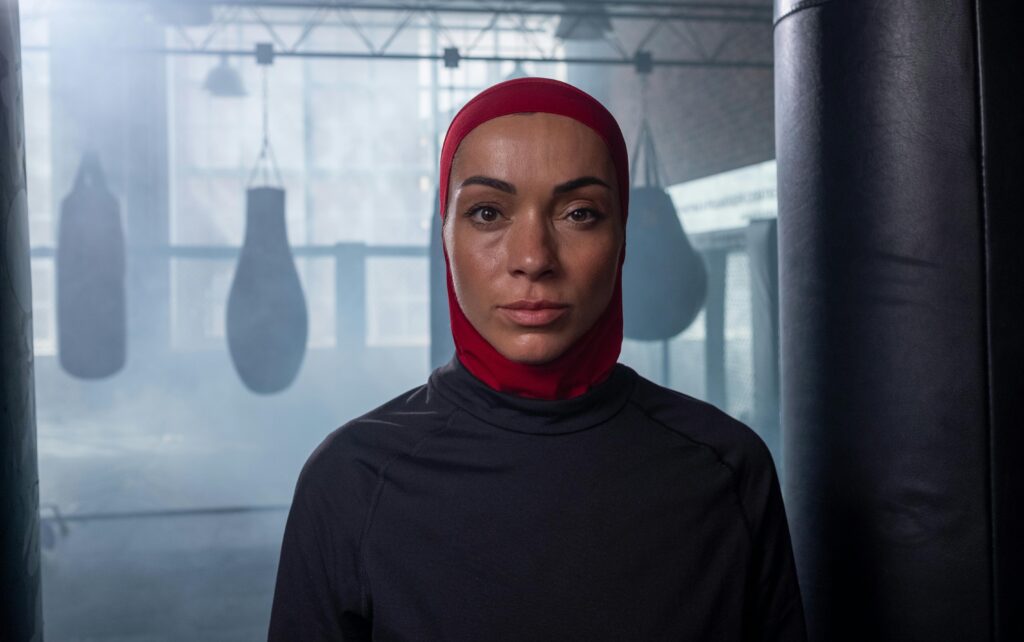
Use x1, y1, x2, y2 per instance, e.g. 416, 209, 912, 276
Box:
56, 151, 127, 379
226, 187, 308, 394
1, 4, 43, 638
622, 119, 706, 341
775, 1, 1024, 640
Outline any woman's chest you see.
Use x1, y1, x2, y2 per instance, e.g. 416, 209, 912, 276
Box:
360, 427, 752, 641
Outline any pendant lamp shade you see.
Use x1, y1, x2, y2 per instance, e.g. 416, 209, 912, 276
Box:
504, 60, 530, 80
56, 151, 126, 379
226, 187, 308, 394
203, 54, 247, 98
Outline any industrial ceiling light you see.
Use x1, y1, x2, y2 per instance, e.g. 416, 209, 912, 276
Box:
555, 2, 613, 41
504, 60, 530, 80
203, 54, 247, 97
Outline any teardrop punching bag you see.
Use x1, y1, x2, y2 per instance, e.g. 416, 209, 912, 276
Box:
56, 151, 127, 379
226, 187, 308, 394
775, 0, 1024, 640
622, 118, 706, 341
429, 186, 455, 370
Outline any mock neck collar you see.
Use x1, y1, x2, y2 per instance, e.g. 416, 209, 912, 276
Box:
429, 354, 637, 435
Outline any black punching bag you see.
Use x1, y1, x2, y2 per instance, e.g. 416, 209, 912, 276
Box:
775, 1, 1024, 640
226, 187, 308, 394
622, 119, 706, 341
1, 4, 42, 639
56, 151, 126, 378
429, 186, 454, 370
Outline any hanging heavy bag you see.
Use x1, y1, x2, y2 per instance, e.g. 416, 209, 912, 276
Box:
226, 187, 308, 394
622, 118, 707, 341
226, 58, 308, 394
56, 151, 127, 379
429, 186, 455, 370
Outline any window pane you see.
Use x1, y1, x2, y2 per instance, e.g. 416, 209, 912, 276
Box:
366, 256, 428, 347
31, 258, 56, 356
170, 258, 234, 350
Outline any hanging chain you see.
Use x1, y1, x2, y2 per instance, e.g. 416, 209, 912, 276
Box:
629, 73, 662, 189
247, 64, 285, 188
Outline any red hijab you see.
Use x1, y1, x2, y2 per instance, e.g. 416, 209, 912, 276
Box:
439, 77, 630, 400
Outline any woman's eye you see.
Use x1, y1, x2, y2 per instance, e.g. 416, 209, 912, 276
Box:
567, 208, 600, 224
467, 206, 500, 223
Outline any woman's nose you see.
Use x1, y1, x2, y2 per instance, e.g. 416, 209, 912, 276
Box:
506, 212, 558, 280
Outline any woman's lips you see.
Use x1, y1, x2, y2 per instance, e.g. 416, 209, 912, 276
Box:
498, 303, 570, 327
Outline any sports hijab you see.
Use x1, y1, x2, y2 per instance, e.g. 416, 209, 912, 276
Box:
439, 77, 629, 399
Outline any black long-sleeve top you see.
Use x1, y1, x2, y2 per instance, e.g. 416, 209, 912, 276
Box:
268, 356, 806, 641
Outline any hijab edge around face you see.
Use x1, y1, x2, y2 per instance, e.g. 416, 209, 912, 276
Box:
438, 77, 630, 400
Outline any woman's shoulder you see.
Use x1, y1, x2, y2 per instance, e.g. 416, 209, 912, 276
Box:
625, 372, 782, 534
625, 370, 776, 477
297, 380, 458, 495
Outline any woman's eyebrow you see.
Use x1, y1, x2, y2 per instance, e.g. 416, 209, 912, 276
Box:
552, 176, 612, 195
458, 175, 611, 195
460, 175, 516, 194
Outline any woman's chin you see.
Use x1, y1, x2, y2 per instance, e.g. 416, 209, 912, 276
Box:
495, 335, 571, 365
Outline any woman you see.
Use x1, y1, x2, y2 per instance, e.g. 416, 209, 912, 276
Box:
269, 77, 806, 641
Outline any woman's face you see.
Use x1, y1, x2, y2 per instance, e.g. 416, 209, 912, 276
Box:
444, 112, 624, 365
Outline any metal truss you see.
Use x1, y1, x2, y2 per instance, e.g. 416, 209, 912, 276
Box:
25, 0, 773, 71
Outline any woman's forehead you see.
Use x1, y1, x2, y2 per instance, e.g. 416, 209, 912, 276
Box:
451, 113, 615, 179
